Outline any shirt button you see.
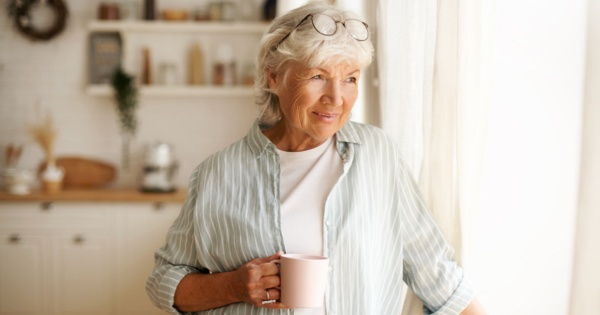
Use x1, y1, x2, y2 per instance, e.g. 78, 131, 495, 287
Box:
325, 220, 331, 226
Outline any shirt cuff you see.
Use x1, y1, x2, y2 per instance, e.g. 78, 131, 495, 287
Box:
426, 276, 475, 315
157, 266, 198, 315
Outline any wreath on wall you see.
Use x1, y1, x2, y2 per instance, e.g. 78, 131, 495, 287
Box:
7, 0, 68, 41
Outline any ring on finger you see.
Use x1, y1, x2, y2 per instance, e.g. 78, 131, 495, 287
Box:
261, 289, 276, 305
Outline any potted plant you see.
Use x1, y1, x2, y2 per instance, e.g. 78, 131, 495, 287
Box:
111, 67, 138, 170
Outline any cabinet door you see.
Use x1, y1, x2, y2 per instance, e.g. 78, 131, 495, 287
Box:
51, 230, 114, 315
0, 231, 47, 315
115, 203, 180, 315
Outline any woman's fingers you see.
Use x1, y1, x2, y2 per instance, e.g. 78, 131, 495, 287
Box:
259, 260, 280, 277
250, 251, 283, 265
259, 274, 280, 288
233, 252, 286, 307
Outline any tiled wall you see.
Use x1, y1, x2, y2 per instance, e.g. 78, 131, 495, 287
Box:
0, 1, 261, 189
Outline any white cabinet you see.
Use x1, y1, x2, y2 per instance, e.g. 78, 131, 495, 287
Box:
0, 231, 46, 315
87, 20, 269, 98
52, 230, 114, 315
114, 203, 180, 315
0, 201, 181, 315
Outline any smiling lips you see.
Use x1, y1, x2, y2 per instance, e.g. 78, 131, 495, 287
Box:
313, 111, 338, 119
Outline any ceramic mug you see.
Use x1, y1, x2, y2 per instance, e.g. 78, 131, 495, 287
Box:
276, 254, 329, 308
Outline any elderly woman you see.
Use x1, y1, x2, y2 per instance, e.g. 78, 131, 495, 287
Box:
146, 2, 485, 315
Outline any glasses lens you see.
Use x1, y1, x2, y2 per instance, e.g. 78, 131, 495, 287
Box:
344, 19, 369, 40
312, 14, 337, 36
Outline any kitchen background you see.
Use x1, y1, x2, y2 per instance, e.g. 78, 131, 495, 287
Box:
0, 0, 597, 314
0, 0, 269, 191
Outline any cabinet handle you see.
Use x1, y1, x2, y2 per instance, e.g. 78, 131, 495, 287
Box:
73, 235, 86, 244
8, 234, 22, 243
41, 202, 54, 211
153, 202, 165, 211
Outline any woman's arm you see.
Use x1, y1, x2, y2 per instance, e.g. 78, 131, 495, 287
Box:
174, 252, 287, 312
460, 298, 486, 315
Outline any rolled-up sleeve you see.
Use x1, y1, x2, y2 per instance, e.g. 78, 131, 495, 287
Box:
427, 276, 474, 315
146, 168, 203, 315
398, 158, 475, 314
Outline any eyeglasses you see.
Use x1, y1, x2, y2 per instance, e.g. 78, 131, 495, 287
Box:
275, 13, 369, 49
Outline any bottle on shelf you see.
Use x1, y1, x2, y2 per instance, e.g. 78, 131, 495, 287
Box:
188, 42, 205, 85
142, 47, 153, 85
144, 0, 156, 20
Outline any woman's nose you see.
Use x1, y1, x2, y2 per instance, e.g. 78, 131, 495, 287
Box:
322, 81, 344, 106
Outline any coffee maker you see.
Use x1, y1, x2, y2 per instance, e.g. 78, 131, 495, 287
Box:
140, 142, 178, 193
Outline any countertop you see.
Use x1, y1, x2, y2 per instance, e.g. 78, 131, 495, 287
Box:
0, 188, 187, 203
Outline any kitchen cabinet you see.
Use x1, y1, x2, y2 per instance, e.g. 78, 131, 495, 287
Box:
114, 202, 180, 315
0, 200, 181, 315
52, 229, 114, 315
0, 230, 45, 315
86, 20, 270, 98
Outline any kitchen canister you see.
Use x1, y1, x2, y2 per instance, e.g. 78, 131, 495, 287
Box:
213, 44, 236, 85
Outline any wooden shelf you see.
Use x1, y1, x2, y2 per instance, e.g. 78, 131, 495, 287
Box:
0, 188, 187, 203
88, 20, 270, 34
86, 84, 255, 97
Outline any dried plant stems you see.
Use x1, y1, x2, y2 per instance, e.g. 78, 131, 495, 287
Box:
29, 108, 57, 164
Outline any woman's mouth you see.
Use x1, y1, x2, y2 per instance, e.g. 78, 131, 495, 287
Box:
313, 111, 337, 119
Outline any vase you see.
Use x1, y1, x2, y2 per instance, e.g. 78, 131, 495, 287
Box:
41, 160, 65, 194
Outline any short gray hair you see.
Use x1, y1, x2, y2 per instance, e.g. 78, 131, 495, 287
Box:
254, 1, 374, 126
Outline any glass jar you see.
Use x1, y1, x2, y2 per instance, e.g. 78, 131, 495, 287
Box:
158, 62, 178, 85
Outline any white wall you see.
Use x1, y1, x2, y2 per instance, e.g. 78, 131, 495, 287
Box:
0, 1, 261, 189
473, 1, 587, 314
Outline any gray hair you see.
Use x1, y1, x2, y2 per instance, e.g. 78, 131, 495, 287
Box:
254, 1, 374, 126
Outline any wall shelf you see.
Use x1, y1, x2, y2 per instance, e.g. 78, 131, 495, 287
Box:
86, 84, 255, 97
87, 20, 270, 34
87, 20, 265, 98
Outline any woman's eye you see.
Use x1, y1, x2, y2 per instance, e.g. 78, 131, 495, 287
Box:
346, 77, 357, 84
311, 74, 324, 80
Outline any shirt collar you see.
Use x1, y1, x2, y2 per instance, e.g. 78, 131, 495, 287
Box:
245, 119, 363, 158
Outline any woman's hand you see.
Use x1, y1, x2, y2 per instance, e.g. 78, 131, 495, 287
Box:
174, 251, 288, 312
231, 251, 288, 309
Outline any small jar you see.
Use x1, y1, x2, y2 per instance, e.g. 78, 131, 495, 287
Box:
120, 2, 140, 20
220, 2, 236, 21
242, 61, 255, 86
158, 63, 178, 85
98, 2, 120, 20
208, 2, 222, 21
193, 6, 210, 21
213, 44, 236, 86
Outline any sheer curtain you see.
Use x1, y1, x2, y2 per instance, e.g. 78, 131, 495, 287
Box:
569, 1, 600, 313
375, 0, 495, 313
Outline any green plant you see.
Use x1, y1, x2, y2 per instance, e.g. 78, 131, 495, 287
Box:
111, 67, 138, 169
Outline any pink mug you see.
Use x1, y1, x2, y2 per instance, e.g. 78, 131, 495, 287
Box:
275, 254, 329, 308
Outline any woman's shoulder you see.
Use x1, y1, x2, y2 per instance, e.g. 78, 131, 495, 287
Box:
194, 137, 250, 172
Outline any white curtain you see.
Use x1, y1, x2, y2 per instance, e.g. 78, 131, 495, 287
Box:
375, 0, 436, 176
375, 0, 495, 313
569, 0, 600, 313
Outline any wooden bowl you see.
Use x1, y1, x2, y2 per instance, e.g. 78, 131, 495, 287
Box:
162, 9, 189, 21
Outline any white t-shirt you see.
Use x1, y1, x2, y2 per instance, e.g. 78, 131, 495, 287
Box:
277, 136, 343, 315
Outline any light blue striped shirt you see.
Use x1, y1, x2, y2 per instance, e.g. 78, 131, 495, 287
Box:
146, 120, 474, 315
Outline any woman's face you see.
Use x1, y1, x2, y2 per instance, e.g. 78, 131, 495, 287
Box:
268, 61, 360, 151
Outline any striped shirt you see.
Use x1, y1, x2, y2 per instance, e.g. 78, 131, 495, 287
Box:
146, 120, 474, 315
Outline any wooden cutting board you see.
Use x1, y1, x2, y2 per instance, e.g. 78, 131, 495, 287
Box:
39, 156, 116, 188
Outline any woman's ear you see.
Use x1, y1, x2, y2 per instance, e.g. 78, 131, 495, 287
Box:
267, 70, 278, 92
